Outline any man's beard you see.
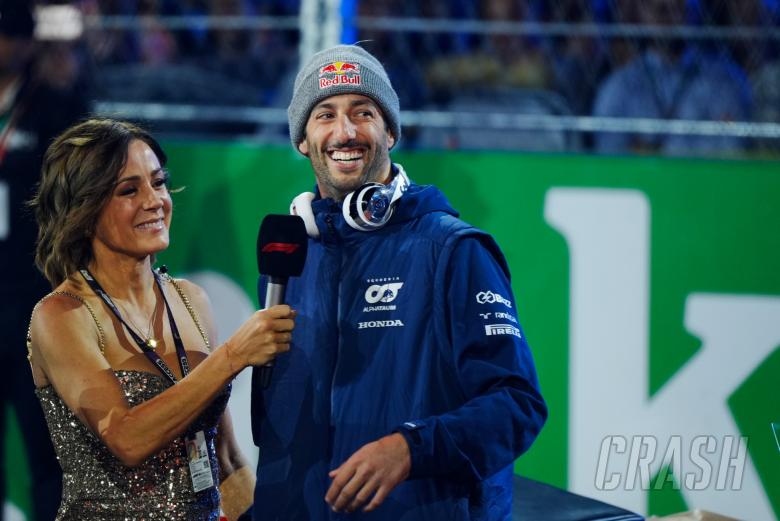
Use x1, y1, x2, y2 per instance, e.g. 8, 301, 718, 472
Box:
311, 139, 390, 201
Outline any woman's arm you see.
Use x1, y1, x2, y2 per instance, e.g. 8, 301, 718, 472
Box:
30, 291, 294, 467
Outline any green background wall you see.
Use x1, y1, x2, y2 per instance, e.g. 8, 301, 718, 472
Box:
7, 145, 778, 519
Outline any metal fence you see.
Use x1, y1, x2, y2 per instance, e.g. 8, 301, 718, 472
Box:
50, 0, 780, 158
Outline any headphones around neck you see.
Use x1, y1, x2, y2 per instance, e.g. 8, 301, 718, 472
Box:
290, 164, 410, 239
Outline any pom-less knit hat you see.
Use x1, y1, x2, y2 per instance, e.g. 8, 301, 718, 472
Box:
288, 44, 401, 151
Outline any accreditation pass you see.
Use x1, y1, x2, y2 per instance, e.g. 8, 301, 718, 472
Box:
186, 431, 214, 492
0, 181, 9, 240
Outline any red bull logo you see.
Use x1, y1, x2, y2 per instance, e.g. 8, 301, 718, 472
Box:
318, 61, 361, 89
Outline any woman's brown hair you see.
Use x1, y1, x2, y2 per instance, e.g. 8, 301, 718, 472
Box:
30, 118, 167, 287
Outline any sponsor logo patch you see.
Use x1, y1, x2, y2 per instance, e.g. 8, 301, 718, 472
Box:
364, 305, 396, 312
362, 277, 403, 313
318, 61, 361, 89
484, 323, 522, 338
358, 320, 404, 329
495, 311, 518, 323
476, 290, 513, 308
365, 282, 403, 304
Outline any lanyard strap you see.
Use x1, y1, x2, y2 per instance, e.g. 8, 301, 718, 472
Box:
79, 268, 190, 385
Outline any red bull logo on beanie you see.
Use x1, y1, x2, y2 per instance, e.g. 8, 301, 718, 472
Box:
319, 61, 361, 89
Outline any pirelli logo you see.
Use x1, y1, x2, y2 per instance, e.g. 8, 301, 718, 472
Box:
484, 324, 522, 338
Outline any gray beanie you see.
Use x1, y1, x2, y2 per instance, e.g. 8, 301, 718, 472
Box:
288, 44, 401, 150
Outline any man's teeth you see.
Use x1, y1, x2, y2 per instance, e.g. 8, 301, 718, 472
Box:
331, 150, 362, 161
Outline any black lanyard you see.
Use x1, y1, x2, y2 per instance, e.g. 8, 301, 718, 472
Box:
80, 268, 190, 385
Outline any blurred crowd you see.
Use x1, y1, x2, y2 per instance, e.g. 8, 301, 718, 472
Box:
359, 0, 779, 154
82, 0, 298, 105
35, 0, 780, 154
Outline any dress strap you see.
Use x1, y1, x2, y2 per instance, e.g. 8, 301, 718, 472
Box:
26, 291, 107, 361
162, 274, 212, 351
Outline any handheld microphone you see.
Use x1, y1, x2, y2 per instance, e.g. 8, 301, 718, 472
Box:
256, 214, 308, 388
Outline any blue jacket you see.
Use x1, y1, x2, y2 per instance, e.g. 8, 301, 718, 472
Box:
252, 179, 547, 520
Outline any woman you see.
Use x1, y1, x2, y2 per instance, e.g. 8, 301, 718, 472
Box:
26, 118, 294, 520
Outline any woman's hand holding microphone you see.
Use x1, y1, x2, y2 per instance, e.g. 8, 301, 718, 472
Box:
222, 305, 296, 372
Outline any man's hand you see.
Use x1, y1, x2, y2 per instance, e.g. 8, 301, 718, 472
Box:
325, 432, 411, 513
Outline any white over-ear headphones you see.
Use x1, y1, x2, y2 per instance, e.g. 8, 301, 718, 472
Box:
290, 191, 319, 238
290, 164, 410, 239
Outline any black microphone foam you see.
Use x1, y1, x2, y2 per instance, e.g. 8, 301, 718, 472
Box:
255, 214, 307, 390
257, 214, 308, 278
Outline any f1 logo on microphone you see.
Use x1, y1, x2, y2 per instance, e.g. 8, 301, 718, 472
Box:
261, 242, 301, 254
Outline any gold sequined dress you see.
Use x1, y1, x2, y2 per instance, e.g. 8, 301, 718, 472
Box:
36, 370, 230, 520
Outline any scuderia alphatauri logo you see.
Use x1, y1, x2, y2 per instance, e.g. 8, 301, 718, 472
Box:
359, 277, 404, 329
363, 277, 403, 312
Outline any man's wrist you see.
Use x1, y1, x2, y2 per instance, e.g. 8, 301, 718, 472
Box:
384, 432, 412, 480
394, 421, 425, 479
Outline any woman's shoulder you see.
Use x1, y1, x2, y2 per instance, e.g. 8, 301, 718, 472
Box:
29, 278, 105, 354
34, 278, 95, 321
167, 276, 206, 297
161, 274, 217, 349
163, 275, 210, 310
30, 281, 99, 338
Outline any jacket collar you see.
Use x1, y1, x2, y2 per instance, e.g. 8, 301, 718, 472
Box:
310, 164, 458, 243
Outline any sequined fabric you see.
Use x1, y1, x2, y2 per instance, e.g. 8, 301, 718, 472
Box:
36, 370, 230, 520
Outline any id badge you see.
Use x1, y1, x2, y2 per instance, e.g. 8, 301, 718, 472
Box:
1, 181, 8, 240
186, 430, 214, 493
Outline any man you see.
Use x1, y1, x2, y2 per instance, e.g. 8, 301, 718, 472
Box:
251, 44, 546, 520
593, 0, 748, 155
0, 0, 88, 518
